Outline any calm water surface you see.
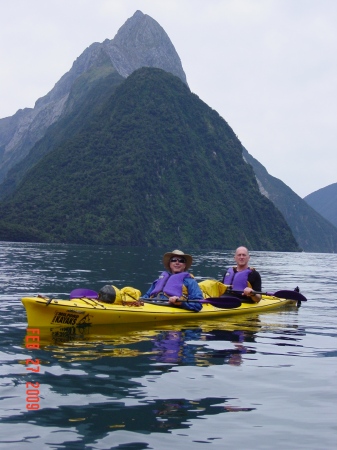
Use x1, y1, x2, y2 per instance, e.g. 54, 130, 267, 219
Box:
0, 242, 336, 449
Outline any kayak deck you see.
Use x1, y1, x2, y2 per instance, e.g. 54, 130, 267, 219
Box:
21, 295, 296, 328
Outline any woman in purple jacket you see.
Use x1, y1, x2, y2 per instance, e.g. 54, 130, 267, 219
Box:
142, 249, 203, 312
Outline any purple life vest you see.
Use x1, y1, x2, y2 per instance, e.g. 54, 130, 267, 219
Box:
223, 267, 252, 290
151, 271, 191, 297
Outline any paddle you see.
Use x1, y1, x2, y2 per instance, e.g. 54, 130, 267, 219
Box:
140, 296, 242, 309
67, 289, 242, 308
228, 289, 307, 302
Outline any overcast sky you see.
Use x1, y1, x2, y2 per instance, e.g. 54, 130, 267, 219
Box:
1, 0, 336, 197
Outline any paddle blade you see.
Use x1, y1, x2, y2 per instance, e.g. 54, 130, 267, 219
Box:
230, 288, 307, 303
273, 290, 307, 302
203, 297, 242, 309
70, 288, 98, 299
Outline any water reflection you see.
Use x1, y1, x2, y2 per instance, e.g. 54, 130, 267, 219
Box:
201, 328, 256, 366
149, 327, 256, 366
151, 397, 255, 430
24, 312, 305, 369
1, 394, 255, 445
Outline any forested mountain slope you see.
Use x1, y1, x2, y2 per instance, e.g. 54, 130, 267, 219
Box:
0, 59, 125, 200
0, 68, 299, 251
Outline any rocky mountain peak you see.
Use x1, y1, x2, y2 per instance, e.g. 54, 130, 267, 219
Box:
104, 10, 187, 83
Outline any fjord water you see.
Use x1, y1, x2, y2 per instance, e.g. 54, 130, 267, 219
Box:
0, 242, 336, 449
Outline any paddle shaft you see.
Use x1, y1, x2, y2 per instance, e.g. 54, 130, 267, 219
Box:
140, 297, 242, 309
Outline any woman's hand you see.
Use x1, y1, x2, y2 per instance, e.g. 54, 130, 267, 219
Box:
168, 296, 181, 304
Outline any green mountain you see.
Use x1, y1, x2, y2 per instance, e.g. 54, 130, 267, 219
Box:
304, 183, 337, 229
0, 68, 299, 251
243, 148, 337, 252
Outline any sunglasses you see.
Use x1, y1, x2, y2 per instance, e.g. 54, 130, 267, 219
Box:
170, 258, 186, 263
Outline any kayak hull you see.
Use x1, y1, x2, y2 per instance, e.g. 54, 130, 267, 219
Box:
21, 295, 296, 328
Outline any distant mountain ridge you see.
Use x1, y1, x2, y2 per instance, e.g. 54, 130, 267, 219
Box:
0, 10, 186, 186
243, 148, 337, 252
304, 183, 337, 228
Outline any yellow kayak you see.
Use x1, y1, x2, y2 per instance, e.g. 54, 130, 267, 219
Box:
21, 295, 296, 328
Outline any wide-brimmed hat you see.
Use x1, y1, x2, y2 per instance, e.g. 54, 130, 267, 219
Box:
163, 249, 193, 271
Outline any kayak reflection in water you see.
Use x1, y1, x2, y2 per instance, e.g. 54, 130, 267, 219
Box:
203, 329, 257, 366
142, 249, 203, 312
150, 328, 257, 366
150, 329, 202, 364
